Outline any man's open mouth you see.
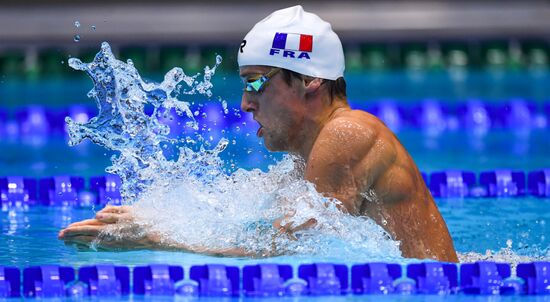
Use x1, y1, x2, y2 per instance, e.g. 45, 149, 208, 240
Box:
256, 125, 264, 137
254, 119, 264, 137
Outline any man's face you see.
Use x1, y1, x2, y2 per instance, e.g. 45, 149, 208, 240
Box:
240, 66, 305, 152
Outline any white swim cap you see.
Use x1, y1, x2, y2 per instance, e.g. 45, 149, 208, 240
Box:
238, 5, 345, 80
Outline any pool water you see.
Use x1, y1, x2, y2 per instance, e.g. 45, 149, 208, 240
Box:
1, 129, 549, 177
0, 126, 549, 300
1, 197, 548, 267
2, 119, 549, 263
1, 49, 550, 299
2, 69, 550, 107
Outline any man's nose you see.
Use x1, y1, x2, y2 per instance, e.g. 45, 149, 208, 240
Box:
241, 93, 258, 113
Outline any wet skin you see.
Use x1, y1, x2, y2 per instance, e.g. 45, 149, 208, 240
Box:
305, 108, 458, 262
60, 65, 458, 262
239, 65, 458, 262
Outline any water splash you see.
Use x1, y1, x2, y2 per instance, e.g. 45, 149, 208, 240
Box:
66, 42, 402, 261
132, 155, 401, 259
66, 42, 221, 202
458, 240, 550, 273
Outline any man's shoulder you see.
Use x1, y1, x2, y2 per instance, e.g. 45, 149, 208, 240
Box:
321, 109, 383, 140
314, 109, 384, 156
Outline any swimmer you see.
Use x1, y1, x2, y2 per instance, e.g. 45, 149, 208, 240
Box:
59, 5, 458, 262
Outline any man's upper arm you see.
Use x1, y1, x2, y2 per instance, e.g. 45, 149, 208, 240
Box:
305, 118, 394, 214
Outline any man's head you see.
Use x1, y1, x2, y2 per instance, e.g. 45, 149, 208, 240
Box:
238, 6, 347, 154
238, 5, 344, 81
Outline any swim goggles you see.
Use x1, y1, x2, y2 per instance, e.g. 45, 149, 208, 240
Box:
244, 68, 281, 93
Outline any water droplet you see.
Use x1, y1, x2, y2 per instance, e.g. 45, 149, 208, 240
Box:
73, 35, 81, 42
221, 99, 228, 112
91, 25, 96, 31
74, 20, 80, 28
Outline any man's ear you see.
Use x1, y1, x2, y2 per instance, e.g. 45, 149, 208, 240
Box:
304, 78, 323, 94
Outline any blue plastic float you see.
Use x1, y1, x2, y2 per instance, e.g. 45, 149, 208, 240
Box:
2, 168, 549, 210
2, 262, 549, 298
1, 101, 549, 139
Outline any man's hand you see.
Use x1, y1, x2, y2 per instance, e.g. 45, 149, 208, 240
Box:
58, 205, 161, 251
59, 205, 252, 257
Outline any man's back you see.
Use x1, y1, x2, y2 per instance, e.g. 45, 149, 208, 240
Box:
305, 107, 458, 262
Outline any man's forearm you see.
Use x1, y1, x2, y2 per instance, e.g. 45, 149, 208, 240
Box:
154, 237, 254, 257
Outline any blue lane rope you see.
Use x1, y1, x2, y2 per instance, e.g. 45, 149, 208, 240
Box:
0, 100, 549, 140
1, 261, 549, 298
1, 170, 549, 210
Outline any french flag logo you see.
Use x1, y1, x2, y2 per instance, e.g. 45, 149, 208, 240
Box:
272, 33, 313, 52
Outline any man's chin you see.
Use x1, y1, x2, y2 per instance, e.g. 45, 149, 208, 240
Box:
263, 142, 276, 152
262, 137, 285, 152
